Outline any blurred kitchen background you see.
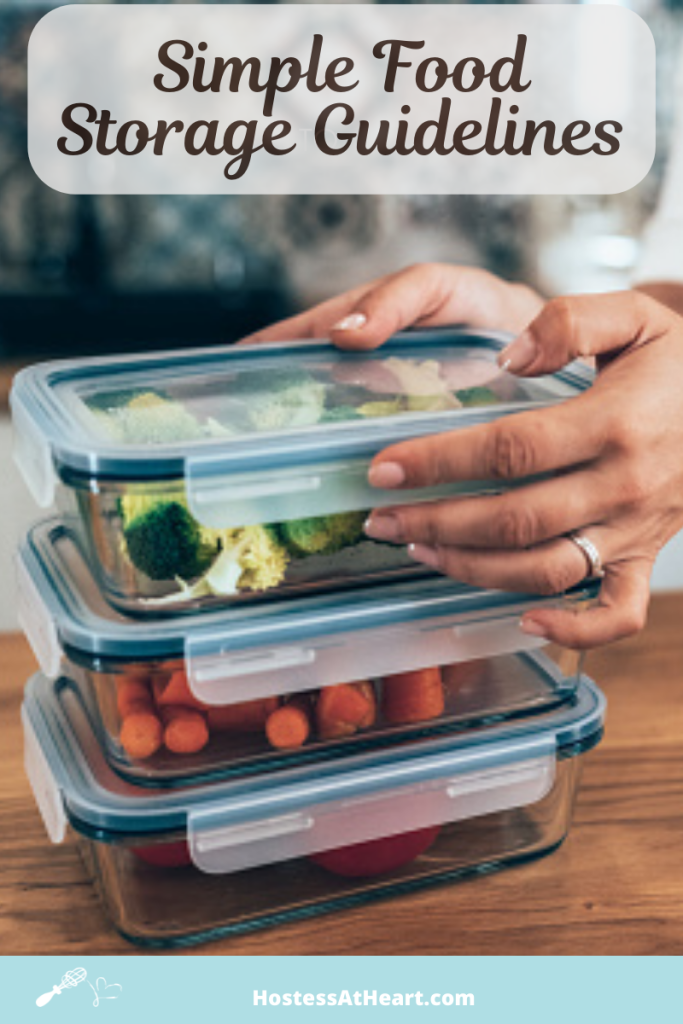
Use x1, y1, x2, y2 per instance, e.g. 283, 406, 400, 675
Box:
0, 0, 682, 629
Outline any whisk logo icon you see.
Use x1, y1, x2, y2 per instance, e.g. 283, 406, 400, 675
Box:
35, 969, 122, 1009
36, 968, 88, 1007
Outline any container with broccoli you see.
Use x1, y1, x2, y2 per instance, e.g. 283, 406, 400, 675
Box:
73, 356, 497, 612
99, 485, 414, 613
68, 354, 507, 611
12, 331, 592, 615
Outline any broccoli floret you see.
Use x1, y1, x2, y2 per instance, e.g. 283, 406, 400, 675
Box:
320, 405, 364, 423
455, 386, 499, 407
326, 511, 367, 551
84, 387, 169, 412
228, 369, 327, 432
87, 391, 205, 444
124, 501, 217, 580
278, 511, 366, 558
119, 490, 179, 527
119, 491, 289, 593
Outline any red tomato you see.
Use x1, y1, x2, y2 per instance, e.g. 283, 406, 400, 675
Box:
131, 840, 192, 868
309, 825, 441, 878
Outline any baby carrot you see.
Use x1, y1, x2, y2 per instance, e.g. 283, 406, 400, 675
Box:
205, 697, 279, 734
265, 697, 312, 750
441, 659, 487, 692
119, 710, 163, 759
355, 681, 377, 729
316, 682, 376, 740
116, 674, 153, 718
153, 669, 206, 710
161, 705, 210, 755
381, 666, 445, 725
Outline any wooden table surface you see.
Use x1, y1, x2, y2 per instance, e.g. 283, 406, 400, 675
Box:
2, 596, 683, 957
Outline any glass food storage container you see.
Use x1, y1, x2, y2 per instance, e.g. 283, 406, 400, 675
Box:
11, 330, 593, 616
18, 518, 595, 786
23, 671, 605, 948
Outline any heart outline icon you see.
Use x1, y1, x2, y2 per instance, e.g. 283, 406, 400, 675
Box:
89, 977, 122, 1006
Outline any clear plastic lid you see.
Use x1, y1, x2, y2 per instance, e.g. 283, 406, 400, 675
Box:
11, 331, 593, 523
18, 519, 598, 707
22, 671, 605, 872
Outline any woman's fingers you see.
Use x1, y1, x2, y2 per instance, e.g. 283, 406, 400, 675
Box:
238, 280, 378, 344
520, 558, 652, 649
365, 469, 607, 551
240, 264, 545, 349
326, 263, 473, 350
368, 392, 608, 491
330, 264, 544, 347
239, 264, 452, 348
403, 520, 652, 649
499, 291, 675, 377
243, 263, 460, 351
406, 527, 612, 595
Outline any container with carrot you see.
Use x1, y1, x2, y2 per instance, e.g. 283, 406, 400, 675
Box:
18, 518, 589, 786
110, 662, 459, 774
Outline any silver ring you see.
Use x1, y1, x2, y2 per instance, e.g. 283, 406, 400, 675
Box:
567, 531, 605, 580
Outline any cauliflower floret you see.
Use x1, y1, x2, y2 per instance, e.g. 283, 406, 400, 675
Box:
86, 391, 206, 444
113, 393, 206, 444
228, 370, 327, 433
236, 525, 291, 591
199, 525, 290, 594
382, 358, 461, 410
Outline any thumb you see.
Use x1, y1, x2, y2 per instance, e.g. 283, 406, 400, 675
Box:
497, 291, 674, 378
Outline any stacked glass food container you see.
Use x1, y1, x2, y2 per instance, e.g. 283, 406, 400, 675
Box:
11, 329, 605, 947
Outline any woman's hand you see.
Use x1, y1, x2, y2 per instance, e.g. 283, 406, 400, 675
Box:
364, 291, 683, 648
241, 262, 544, 345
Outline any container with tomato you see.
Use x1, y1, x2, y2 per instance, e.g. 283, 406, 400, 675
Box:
23, 671, 605, 948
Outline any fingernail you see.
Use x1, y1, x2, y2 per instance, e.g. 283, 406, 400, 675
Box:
332, 312, 367, 331
368, 462, 406, 489
497, 330, 538, 374
364, 513, 402, 542
520, 617, 548, 638
408, 543, 441, 569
